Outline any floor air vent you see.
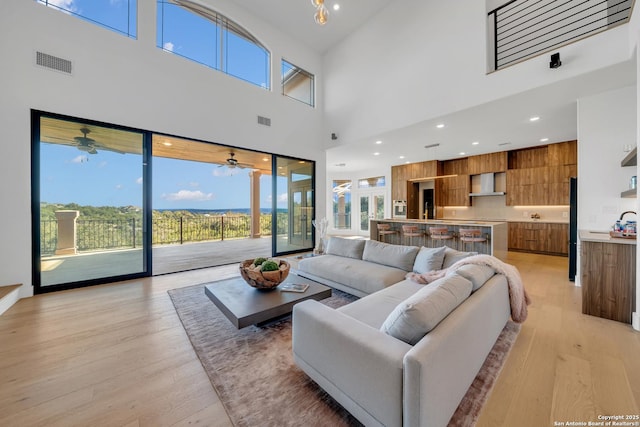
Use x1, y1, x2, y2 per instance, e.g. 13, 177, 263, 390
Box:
35, 51, 72, 75
257, 116, 271, 127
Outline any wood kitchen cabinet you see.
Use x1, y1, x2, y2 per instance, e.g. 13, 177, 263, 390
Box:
391, 164, 409, 201
467, 152, 507, 174
581, 240, 635, 324
437, 175, 470, 206
548, 140, 577, 166
508, 222, 568, 256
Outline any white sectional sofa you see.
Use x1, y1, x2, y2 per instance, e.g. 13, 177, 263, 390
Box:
296, 237, 473, 298
292, 237, 512, 427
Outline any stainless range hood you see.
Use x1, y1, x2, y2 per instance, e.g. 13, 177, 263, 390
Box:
469, 173, 506, 197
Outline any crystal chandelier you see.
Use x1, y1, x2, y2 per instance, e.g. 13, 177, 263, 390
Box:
311, 0, 329, 25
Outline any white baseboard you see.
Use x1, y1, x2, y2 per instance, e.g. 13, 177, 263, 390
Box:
633, 312, 639, 332
0, 285, 21, 316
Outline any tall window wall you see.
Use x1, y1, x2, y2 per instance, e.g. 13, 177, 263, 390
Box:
332, 180, 351, 229
157, 0, 270, 89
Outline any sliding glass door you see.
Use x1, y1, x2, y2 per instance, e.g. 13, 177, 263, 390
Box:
33, 112, 150, 292
273, 156, 315, 255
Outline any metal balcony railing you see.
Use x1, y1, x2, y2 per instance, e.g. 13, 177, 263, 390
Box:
488, 0, 633, 71
40, 214, 288, 256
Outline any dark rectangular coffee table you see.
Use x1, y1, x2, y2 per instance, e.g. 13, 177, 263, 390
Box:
204, 272, 331, 328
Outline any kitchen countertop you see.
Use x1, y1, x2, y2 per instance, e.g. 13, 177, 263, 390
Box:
579, 230, 637, 245
506, 219, 569, 224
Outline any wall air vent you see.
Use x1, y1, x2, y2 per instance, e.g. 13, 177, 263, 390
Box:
257, 116, 271, 127
498, 142, 512, 146
35, 51, 72, 75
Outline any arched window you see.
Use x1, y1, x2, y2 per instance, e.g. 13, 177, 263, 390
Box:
157, 1, 270, 90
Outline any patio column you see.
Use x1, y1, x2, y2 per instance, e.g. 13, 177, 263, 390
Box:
55, 210, 79, 255
250, 170, 261, 238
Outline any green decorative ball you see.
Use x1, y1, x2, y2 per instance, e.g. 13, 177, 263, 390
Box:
253, 257, 267, 266
261, 260, 279, 271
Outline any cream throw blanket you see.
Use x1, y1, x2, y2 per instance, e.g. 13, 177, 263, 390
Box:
406, 254, 531, 323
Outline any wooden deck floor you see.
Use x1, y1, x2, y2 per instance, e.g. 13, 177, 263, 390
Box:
3, 252, 638, 426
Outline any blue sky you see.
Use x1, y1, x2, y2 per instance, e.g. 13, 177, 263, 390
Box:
41, 143, 283, 210
39, 1, 286, 210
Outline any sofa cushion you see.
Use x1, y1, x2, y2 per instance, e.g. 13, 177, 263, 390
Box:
450, 264, 496, 292
442, 248, 478, 268
380, 273, 473, 345
412, 246, 447, 274
338, 279, 424, 329
326, 237, 366, 259
362, 240, 419, 272
297, 254, 408, 294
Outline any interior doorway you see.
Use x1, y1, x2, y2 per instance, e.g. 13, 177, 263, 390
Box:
358, 189, 386, 235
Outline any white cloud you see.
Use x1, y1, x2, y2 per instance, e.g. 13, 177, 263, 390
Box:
162, 190, 214, 202
136, 177, 143, 185
115, 184, 124, 190
163, 42, 175, 52
99, 161, 108, 168
45, 0, 77, 13
265, 193, 288, 203
70, 155, 88, 164
189, 181, 199, 187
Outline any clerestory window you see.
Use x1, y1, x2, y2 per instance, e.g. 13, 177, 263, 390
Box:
282, 60, 315, 107
36, 0, 137, 39
157, 0, 270, 90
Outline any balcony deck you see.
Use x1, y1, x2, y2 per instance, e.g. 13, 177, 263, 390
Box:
40, 236, 304, 287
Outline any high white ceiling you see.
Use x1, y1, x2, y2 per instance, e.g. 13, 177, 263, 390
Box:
231, 1, 636, 175
326, 59, 637, 173
233, 0, 393, 53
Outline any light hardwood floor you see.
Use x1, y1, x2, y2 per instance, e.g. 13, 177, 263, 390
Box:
1, 252, 638, 426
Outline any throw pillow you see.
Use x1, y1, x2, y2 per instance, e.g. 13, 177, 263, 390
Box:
362, 240, 419, 271
442, 247, 478, 268
325, 237, 366, 259
380, 273, 473, 345
448, 264, 495, 292
412, 246, 447, 274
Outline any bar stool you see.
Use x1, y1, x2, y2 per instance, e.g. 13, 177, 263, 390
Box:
458, 228, 487, 252
402, 225, 424, 246
377, 223, 397, 243
428, 226, 454, 248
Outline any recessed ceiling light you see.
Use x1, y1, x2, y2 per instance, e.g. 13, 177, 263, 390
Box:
540, 138, 549, 142
163, 142, 172, 146
262, 157, 269, 161
373, 152, 380, 156
399, 155, 405, 159
333, 4, 340, 11
529, 116, 540, 122
375, 140, 382, 145
405, 161, 410, 164
472, 141, 479, 145
459, 152, 466, 155
436, 124, 445, 129
299, 161, 305, 164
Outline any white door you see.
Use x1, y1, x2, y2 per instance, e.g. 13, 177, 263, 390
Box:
358, 190, 386, 235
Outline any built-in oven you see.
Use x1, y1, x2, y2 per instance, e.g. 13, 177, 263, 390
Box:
393, 200, 407, 219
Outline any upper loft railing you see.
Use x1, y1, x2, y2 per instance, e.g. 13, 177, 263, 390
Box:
488, 0, 634, 71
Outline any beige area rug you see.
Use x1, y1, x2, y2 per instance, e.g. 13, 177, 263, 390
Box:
168, 282, 520, 427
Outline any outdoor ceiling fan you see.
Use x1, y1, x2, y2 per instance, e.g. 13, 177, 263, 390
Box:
49, 127, 125, 155
220, 152, 252, 169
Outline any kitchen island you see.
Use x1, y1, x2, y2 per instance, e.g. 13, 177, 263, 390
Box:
370, 219, 508, 260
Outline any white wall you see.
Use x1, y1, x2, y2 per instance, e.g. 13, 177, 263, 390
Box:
577, 86, 637, 232
0, 0, 326, 298
324, 0, 633, 147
